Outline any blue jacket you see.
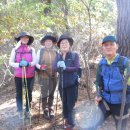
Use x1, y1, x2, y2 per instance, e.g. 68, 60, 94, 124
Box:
53, 51, 80, 88
98, 54, 129, 104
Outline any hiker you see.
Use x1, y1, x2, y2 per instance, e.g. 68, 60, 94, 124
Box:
36, 35, 57, 120
9, 32, 36, 119
94, 35, 130, 130
53, 34, 80, 130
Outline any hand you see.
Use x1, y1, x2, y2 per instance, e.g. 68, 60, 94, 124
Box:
19, 60, 29, 67
95, 96, 102, 105
57, 61, 66, 70
40, 64, 47, 70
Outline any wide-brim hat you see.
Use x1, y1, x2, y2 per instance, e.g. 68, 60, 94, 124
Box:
15, 31, 34, 45
40, 35, 57, 44
102, 35, 117, 44
57, 34, 74, 47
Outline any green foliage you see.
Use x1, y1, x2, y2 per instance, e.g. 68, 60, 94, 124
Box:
0, 0, 116, 44
0, 54, 8, 65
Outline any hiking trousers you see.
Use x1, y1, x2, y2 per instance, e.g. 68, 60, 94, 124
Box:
39, 77, 56, 109
15, 77, 34, 112
59, 86, 77, 126
92, 100, 130, 130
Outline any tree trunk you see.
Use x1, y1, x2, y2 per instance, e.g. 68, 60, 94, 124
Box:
40, 0, 51, 3
3, 0, 8, 4
63, 0, 70, 30
116, 0, 130, 57
41, 0, 51, 16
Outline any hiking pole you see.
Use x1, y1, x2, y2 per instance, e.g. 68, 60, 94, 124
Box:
23, 67, 32, 126
59, 67, 64, 129
44, 69, 52, 119
37, 71, 41, 122
117, 76, 128, 130
38, 85, 42, 122
55, 74, 60, 114
22, 67, 25, 127
53, 74, 60, 130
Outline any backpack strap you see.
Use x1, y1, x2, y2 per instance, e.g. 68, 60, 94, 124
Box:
117, 56, 128, 75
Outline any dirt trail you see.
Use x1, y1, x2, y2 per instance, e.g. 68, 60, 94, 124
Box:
0, 77, 130, 130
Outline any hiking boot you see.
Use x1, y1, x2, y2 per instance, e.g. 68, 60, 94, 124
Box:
43, 108, 49, 120
49, 108, 54, 119
25, 111, 32, 119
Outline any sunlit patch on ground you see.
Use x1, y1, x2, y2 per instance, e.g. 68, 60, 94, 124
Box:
74, 101, 103, 129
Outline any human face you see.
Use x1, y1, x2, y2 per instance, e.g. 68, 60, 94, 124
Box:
60, 39, 70, 52
102, 41, 118, 57
20, 36, 29, 44
44, 39, 53, 49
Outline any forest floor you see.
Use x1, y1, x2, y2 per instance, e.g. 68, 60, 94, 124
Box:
0, 70, 130, 130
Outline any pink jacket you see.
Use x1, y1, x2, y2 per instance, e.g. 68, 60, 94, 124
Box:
10, 45, 36, 78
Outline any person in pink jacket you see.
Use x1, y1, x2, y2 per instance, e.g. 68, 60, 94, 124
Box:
9, 32, 36, 119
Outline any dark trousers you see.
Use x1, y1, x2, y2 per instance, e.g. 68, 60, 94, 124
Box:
93, 101, 130, 130
15, 77, 34, 112
59, 86, 77, 126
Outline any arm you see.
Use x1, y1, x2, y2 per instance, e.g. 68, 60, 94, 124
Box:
9, 48, 19, 68
95, 64, 102, 104
95, 64, 102, 95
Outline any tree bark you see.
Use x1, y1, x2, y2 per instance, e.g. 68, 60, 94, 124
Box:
40, 0, 51, 15
40, 0, 51, 3
3, 0, 8, 4
63, 0, 70, 30
116, 0, 130, 57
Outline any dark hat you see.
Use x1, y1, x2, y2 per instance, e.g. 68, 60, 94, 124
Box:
57, 34, 74, 47
40, 35, 57, 44
102, 35, 117, 44
15, 31, 34, 45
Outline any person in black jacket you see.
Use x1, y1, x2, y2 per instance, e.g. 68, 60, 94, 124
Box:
53, 34, 80, 130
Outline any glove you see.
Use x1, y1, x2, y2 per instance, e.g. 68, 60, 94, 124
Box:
57, 61, 62, 68
19, 60, 29, 67
57, 61, 66, 70
40, 64, 47, 70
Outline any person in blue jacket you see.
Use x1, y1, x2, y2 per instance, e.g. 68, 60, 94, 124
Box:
53, 34, 80, 130
94, 35, 130, 130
